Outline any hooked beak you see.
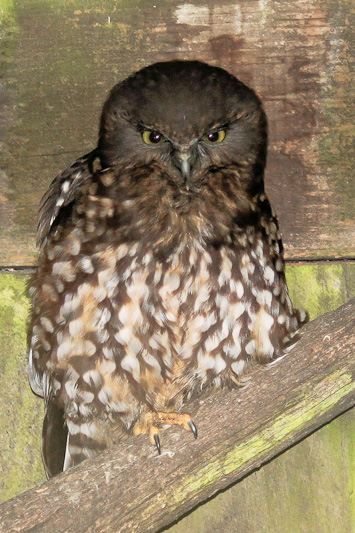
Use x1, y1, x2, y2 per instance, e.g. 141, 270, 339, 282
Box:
176, 151, 192, 188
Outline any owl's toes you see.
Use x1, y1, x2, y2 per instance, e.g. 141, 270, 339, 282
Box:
133, 411, 197, 453
156, 411, 198, 439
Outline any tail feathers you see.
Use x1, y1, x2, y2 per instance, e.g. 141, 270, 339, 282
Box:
42, 401, 68, 479
63, 419, 107, 472
43, 402, 108, 477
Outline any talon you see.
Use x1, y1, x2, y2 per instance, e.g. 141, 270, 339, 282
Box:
188, 420, 198, 439
134, 411, 197, 451
153, 433, 161, 454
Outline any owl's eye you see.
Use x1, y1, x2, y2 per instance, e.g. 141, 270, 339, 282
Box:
203, 129, 226, 144
142, 130, 165, 145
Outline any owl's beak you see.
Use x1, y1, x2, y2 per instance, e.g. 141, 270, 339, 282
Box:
180, 159, 191, 181
176, 151, 192, 188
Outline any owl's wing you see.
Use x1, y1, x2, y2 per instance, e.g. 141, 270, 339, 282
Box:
37, 149, 98, 247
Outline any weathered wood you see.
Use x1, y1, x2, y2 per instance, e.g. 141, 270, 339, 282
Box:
1, 298, 354, 533
0, 0, 354, 265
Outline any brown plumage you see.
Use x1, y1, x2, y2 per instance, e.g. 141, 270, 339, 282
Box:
28, 60, 308, 478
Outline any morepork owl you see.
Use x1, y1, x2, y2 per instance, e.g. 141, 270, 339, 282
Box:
28, 60, 308, 478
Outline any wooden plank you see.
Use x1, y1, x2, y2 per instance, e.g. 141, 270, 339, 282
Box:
0, 0, 354, 265
0, 298, 354, 532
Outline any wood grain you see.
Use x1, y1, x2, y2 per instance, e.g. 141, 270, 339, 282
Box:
1, 298, 354, 533
0, 0, 354, 265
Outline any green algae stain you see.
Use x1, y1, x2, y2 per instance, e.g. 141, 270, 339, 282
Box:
0, 0, 17, 31
286, 262, 354, 321
0, 274, 45, 503
0, 0, 19, 68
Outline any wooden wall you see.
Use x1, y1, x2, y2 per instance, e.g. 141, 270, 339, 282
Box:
0, 1, 354, 531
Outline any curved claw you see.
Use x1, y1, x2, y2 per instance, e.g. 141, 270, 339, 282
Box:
188, 420, 198, 439
153, 433, 161, 454
134, 411, 197, 452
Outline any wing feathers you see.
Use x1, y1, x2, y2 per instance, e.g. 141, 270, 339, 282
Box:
37, 149, 98, 247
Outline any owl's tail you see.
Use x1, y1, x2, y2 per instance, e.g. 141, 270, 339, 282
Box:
42, 401, 68, 478
42, 401, 107, 478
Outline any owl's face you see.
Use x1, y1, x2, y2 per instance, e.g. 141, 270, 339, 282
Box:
98, 61, 267, 193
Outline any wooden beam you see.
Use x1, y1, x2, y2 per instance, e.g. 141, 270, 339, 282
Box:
1, 299, 354, 533
1, 0, 354, 265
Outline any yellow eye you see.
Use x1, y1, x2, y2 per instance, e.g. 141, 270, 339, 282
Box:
142, 130, 165, 145
203, 129, 226, 143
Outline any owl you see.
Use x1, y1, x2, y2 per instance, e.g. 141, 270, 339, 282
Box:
28, 60, 307, 478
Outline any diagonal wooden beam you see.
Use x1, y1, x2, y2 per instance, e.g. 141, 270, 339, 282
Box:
1, 299, 354, 533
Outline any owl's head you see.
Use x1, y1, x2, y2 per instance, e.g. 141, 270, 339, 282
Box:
98, 61, 267, 192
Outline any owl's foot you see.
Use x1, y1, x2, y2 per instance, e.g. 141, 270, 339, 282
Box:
133, 411, 197, 454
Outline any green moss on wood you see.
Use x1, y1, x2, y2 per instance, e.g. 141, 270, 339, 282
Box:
0, 0, 17, 32
0, 274, 45, 503
0, 0, 19, 70
286, 262, 354, 320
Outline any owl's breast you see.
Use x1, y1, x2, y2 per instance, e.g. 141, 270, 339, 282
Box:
104, 241, 248, 390
31, 231, 300, 417
106, 242, 215, 379
107, 238, 299, 393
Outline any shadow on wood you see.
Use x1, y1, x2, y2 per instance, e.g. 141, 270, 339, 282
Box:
0, 299, 354, 533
